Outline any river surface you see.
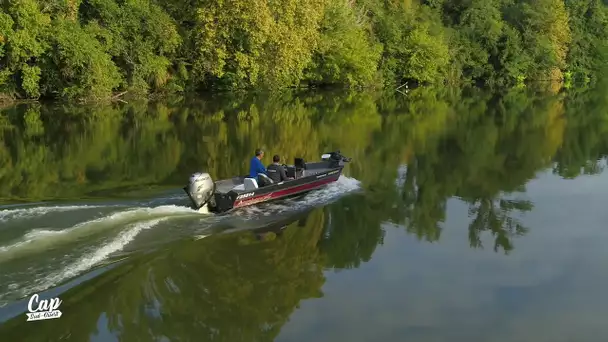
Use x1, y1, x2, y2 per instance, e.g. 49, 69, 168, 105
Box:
0, 86, 607, 341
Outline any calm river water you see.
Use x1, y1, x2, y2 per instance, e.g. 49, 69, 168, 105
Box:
0, 85, 607, 341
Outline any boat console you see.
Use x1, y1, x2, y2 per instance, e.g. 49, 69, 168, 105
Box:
285, 165, 304, 179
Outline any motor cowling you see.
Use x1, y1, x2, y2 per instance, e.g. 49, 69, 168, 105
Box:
321, 151, 352, 164
186, 172, 215, 210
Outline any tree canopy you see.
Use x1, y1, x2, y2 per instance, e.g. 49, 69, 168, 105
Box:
1, 0, 608, 100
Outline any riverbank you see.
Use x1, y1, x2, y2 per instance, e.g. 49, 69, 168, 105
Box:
0, 76, 585, 110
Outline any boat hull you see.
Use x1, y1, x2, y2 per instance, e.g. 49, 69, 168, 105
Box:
210, 167, 343, 213
232, 168, 342, 209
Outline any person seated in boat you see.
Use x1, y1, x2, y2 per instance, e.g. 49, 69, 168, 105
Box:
249, 148, 267, 179
267, 154, 293, 183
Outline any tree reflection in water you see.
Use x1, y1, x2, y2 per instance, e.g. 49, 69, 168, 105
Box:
0, 83, 608, 340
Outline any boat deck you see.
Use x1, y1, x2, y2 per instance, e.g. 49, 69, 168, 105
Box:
214, 167, 336, 194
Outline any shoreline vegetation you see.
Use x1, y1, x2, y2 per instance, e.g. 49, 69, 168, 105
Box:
1, 0, 608, 103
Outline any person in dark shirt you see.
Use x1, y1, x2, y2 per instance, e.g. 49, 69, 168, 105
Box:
266, 155, 292, 183
249, 148, 267, 179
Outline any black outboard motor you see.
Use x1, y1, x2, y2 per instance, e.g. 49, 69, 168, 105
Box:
322, 150, 352, 166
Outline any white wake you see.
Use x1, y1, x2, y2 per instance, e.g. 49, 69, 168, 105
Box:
0, 205, 200, 262
2, 218, 167, 302
0, 204, 119, 223
0, 176, 361, 303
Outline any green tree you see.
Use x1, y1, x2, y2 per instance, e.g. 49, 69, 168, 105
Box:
509, 0, 572, 80
304, 0, 383, 88
192, 0, 328, 90
564, 0, 608, 81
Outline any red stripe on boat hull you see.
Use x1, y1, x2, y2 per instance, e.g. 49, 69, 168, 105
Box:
233, 175, 340, 208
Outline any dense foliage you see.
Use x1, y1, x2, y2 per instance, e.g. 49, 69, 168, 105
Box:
1, 0, 608, 100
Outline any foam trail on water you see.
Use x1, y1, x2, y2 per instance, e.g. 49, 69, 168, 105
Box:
9, 218, 166, 301
0, 205, 200, 261
0, 205, 119, 223
296, 175, 361, 205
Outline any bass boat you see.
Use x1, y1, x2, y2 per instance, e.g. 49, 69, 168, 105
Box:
184, 151, 352, 213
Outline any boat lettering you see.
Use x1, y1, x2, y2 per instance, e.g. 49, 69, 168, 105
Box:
236, 192, 255, 200
236, 194, 272, 206
327, 170, 339, 175
316, 173, 327, 179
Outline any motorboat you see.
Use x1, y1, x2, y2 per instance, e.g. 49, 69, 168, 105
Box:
183, 151, 352, 213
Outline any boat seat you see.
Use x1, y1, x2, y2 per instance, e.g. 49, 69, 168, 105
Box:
232, 184, 245, 191
243, 178, 258, 191
257, 173, 274, 187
